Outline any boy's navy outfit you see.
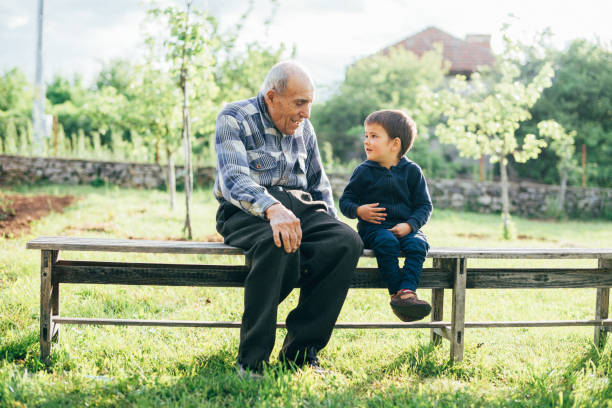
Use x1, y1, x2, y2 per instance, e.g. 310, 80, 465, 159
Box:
339, 158, 433, 295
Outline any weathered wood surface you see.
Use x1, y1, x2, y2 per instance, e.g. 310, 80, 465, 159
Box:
465, 268, 612, 288
52, 316, 612, 330
451, 258, 467, 362
40, 250, 58, 363
51, 317, 612, 328
52, 260, 451, 288
27, 236, 612, 258
595, 258, 611, 347
51, 260, 610, 289
430, 287, 445, 344
51, 317, 451, 329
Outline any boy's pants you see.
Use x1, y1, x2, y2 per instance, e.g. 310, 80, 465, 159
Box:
360, 225, 429, 295
216, 187, 363, 370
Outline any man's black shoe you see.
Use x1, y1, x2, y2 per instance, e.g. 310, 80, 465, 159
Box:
279, 349, 333, 376
302, 356, 333, 376
236, 363, 263, 381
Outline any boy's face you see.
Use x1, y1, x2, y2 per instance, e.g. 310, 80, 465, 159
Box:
364, 122, 401, 168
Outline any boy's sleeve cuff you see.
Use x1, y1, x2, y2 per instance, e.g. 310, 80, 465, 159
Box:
407, 219, 420, 233
347, 203, 359, 219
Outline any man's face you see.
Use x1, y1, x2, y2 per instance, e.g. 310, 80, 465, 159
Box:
265, 76, 314, 135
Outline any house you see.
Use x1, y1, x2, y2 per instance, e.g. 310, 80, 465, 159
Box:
381, 26, 495, 76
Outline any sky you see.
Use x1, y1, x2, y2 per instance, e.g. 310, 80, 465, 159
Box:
1, 0, 611, 97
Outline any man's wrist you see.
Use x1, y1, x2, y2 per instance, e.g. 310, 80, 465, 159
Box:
265, 203, 282, 220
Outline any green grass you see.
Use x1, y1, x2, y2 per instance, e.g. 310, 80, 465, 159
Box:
1, 184, 611, 407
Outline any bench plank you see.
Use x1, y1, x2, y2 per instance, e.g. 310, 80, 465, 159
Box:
52, 261, 452, 289
26, 236, 612, 258
51, 316, 612, 328
52, 260, 611, 289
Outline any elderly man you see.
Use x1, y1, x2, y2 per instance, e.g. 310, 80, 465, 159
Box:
214, 61, 363, 377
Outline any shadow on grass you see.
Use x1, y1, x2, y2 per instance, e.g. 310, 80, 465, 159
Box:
0, 330, 38, 364
4, 338, 611, 407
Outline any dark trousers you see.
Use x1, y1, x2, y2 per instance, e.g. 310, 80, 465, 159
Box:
360, 225, 429, 294
216, 188, 363, 370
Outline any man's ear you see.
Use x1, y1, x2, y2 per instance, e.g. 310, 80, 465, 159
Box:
265, 89, 276, 104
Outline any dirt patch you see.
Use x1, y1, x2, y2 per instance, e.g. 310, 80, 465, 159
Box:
456, 232, 491, 239
63, 221, 123, 235
0, 193, 76, 238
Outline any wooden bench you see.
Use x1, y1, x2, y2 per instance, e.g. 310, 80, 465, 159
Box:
26, 236, 612, 364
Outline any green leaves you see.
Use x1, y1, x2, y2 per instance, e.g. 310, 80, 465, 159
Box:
312, 45, 449, 161
431, 59, 554, 163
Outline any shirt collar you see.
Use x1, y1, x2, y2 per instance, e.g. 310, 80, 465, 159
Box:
256, 92, 275, 128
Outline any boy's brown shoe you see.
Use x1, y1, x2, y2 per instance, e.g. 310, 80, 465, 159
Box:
390, 289, 432, 322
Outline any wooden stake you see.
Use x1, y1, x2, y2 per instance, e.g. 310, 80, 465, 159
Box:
582, 144, 586, 187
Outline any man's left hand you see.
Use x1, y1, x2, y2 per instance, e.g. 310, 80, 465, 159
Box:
388, 223, 412, 238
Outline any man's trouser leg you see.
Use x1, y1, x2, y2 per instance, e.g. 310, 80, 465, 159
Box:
218, 208, 300, 370
280, 205, 363, 362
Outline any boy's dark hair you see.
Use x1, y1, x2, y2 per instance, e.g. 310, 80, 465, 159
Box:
364, 110, 417, 158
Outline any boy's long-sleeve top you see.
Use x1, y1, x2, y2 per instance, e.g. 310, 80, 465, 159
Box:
339, 158, 433, 234
214, 93, 337, 219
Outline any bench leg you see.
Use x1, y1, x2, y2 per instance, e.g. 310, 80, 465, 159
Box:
40, 250, 58, 363
430, 288, 445, 345
450, 258, 467, 363
430, 258, 447, 345
595, 259, 610, 348
51, 280, 60, 343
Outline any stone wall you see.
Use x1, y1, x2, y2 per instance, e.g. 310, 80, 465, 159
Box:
326, 173, 611, 219
1, 155, 610, 218
0, 155, 216, 189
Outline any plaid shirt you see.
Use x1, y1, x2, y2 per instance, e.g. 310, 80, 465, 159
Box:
214, 93, 337, 219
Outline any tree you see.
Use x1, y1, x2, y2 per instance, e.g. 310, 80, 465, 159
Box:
431, 58, 554, 239
0, 68, 32, 150
516, 39, 612, 187
46, 75, 73, 105
537, 120, 577, 210
148, 1, 219, 239
96, 59, 135, 99
132, 50, 183, 209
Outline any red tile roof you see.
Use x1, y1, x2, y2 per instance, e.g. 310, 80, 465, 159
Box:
382, 26, 495, 74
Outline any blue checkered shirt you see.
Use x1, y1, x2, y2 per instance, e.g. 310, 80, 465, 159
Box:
214, 93, 337, 219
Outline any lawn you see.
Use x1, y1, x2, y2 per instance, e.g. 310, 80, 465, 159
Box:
1, 184, 611, 407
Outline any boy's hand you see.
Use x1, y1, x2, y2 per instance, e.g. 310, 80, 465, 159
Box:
388, 222, 412, 238
356, 203, 387, 224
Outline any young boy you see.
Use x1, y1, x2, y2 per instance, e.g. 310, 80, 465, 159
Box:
339, 110, 433, 322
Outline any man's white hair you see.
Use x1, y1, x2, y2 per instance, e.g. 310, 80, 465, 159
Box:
260, 61, 314, 95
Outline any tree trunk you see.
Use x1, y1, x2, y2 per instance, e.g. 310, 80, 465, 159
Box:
559, 167, 568, 212
155, 137, 160, 164
500, 158, 511, 237
167, 147, 175, 211
181, 76, 193, 240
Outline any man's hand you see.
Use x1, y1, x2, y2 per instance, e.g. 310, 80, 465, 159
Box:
388, 222, 412, 238
265, 203, 302, 253
356, 203, 387, 224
